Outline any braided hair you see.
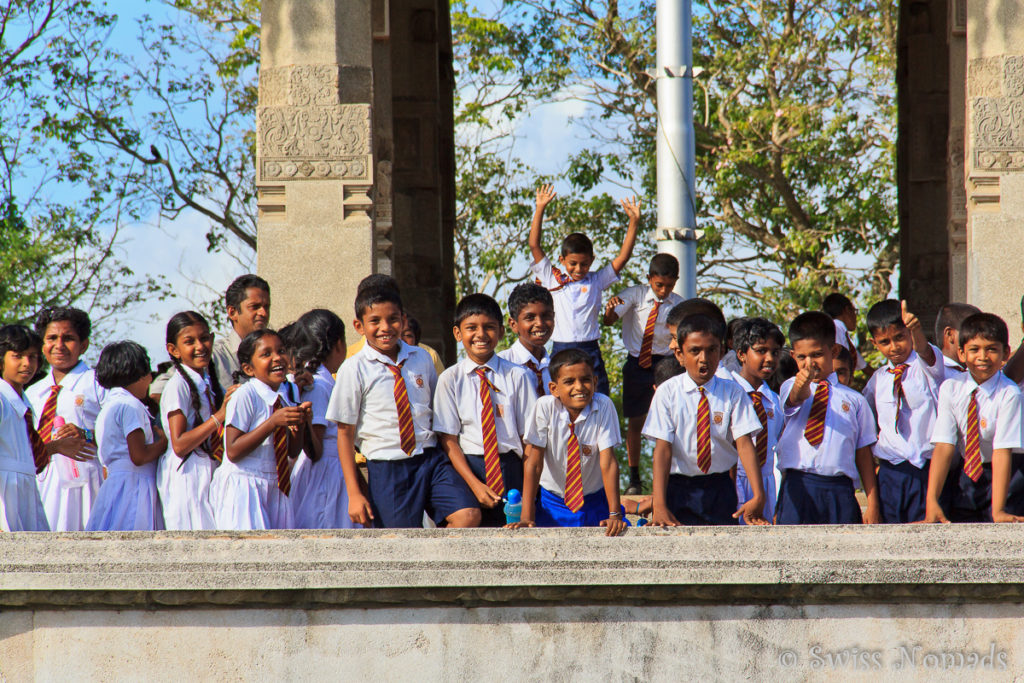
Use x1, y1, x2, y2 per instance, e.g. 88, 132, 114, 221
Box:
166, 311, 224, 430
292, 309, 345, 375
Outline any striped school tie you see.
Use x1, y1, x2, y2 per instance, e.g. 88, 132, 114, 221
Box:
524, 360, 545, 397
385, 362, 417, 455
963, 388, 983, 482
563, 420, 584, 513
696, 386, 712, 472
24, 412, 50, 474
37, 385, 61, 443
271, 397, 291, 495
888, 363, 909, 435
804, 380, 829, 447
638, 300, 662, 369
204, 383, 224, 462
749, 391, 768, 467
475, 367, 504, 495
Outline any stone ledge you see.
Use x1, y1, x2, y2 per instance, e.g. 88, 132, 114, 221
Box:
1, 525, 1022, 609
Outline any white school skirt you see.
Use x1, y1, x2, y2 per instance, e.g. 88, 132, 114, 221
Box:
36, 455, 103, 531
289, 453, 360, 529
157, 450, 217, 530
85, 463, 164, 531
0, 469, 49, 531
210, 465, 293, 530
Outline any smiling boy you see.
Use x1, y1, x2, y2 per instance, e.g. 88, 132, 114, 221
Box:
499, 283, 555, 397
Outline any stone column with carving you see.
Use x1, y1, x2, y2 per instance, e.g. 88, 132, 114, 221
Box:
257, 0, 375, 338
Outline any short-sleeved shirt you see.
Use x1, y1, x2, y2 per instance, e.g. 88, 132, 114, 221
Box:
833, 318, 868, 371
731, 372, 784, 474
862, 346, 944, 468
643, 373, 761, 475
942, 353, 966, 377
525, 393, 621, 497
0, 380, 40, 477
211, 327, 243, 390
612, 285, 684, 357
530, 255, 619, 343
26, 360, 106, 434
931, 371, 1024, 461
498, 340, 551, 396
221, 378, 294, 476
326, 341, 437, 461
433, 355, 537, 457
96, 387, 155, 474
777, 373, 877, 480
159, 364, 216, 457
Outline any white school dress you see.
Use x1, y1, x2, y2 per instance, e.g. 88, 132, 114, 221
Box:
289, 366, 359, 529
157, 365, 218, 530
210, 379, 294, 530
86, 388, 164, 531
26, 361, 105, 531
0, 381, 49, 531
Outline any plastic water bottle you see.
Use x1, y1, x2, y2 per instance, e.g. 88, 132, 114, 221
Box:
52, 417, 81, 479
503, 489, 522, 524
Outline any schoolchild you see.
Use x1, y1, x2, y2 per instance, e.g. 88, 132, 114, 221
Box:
499, 282, 555, 397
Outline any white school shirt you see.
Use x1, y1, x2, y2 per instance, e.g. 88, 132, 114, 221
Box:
833, 318, 868, 371
96, 388, 155, 474
931, 371, 1024, 461
307, 366, 336, 457
159, 364, 215, 456
530, 255, 619, 343
776, 373, 877, 480
942, 353, 966, 376
525, 393, 621, 497
643, 373, 761, 476
211, 327, 243, 391
26, 360, 106, 437
612, 285, 684, 357
433, 355, 537, 457
862, 346, 944, 468
721, 350, 742, 375
0, 380, 41, 477
326, 341, 437, 461
730, 372, 784, 474
221, 378, 294, 476
498, 340, 551, 396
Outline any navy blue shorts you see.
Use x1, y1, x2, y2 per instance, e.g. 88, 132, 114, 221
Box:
775, 469, 862, 525
365, 447, 478, 528
666, 471, 738, 525
465, 450, 525, 527
535, 486, 627, 527
552, 340, 610, 396
877, 459, 929, 523
948, 454, 1024, 522
622, 354, 670, 418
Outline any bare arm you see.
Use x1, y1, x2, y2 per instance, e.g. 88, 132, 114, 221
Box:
166, 410, 222, 459
924, 442, 955, 523
650, 439, 680, 526
855, 445, 881, 524
224, 406, 304, 463
611, 196, 641, 274
510, 443, 544, 528
529, 184, 556, 264
733, 434, 767, 524
598, 447, 626, 536
991, 448, 1024, 522
337, 422, 373, 525
126, 427, 167, 467
602, 296, 624, 326
1004, 343, 1024, 384
902, 300, 935, 366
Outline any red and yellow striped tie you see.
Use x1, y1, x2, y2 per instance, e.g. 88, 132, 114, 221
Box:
476, 367, 505, 495
386, 362, 417, 456
205, 384, 224, 462
564, 420, 585, 513
696, 386, 712, 472
24, 412, 50, 474
37, 385, 61, 443
888, 363, 909, 435
963, 388, 983, 482
525, 360, 545, 397
638, 300, 662, 369
271, 398, 291, 495
749, 391, 768, 467
804, 380, 829, 447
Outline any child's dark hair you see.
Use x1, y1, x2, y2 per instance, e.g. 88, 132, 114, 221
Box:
834, 345, 853, 369
549, 348, 594, 381
508, 282, 553, 320
560, 232, 594, 258
789, 311, 836, 347
455, 293, 503, 326
734, 318, 785, 354
278, 322, 298, 353
959, 313, 1009, 349
934, 302, 981, 343
726, 317, 747, 347
822, 293, 854, 319
865, 300, 905, 336
225, 274, 270, 312
771, 347, 798, 391
95, 341, 152, 390
355, 285, 403, 320
233, 329, 281, 384
166, 311, 225, 429
676, 314, 726, 346
33, 306, 91, 341
666, 298, 726, 328
653, 357, 683, 387
648, 253, 679, 279
0, 325, 42, 373
404, 315, 422, 345
292, 308, 346, 373
357, 274, 399, 295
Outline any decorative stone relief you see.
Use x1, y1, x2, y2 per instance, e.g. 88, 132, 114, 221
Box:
1005, 56, 1024, 98
971, 97, 1024, 171
968, 57, 1003, 99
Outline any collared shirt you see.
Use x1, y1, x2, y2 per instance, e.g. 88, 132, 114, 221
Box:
942, 353, 966, 376
498, 340, 551, 396
862, 346, 944, 468
0, 380, 40, 477
433, 355, 537, 457
525, 393, 621, 497
530, 255, 619, 343
303, 366, 336, 459
222, 378, 295, 476
731, 372, 784, 477
612, 285, 684, 357
96, 387, 156, 475
327, 341, 437, 461
833, 318, 868, 371
346, 335, 446, 377
26, 360, 106, 433
777, 372, 877, 480
643, 373, 761, 476
720, 350, 742, 375
931, 371, 1024, 462
159, 364, 216, 458
211, 327, 244, 390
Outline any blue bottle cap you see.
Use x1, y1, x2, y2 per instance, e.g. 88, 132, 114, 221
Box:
506, 489, 522, 504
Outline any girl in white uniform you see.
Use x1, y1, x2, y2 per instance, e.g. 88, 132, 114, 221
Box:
87, 342, 168, 531
158, 312, 231, 530
210, 330, 316, 530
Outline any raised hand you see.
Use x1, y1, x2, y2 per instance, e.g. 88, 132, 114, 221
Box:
536, 184, 556, 211
620, 196, 641, 222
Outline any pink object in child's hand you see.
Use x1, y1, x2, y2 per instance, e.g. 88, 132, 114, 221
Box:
51, 417, 80, 478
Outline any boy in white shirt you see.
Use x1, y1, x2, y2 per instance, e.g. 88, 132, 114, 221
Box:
435, 294, 537, 527
934, 303, 980, 374
823, 292, 870, 376
498, 283, 555, 397
602, 253, 683, 494
528, 184, 641, 396
862, 300, 944, 523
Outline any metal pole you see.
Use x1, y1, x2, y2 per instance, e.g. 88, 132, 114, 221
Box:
655, 0, 697, 298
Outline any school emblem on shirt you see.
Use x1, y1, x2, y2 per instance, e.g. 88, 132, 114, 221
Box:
415, 376, 424, 388
981, 418, 988, 430
766, 408, 775, 419
495, 404, 505, 418
842, 401, 851, 413
581, 286, 589, 294
582, 445, 592, 456
713, 412, 724, 425
74, 394, 85, 407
